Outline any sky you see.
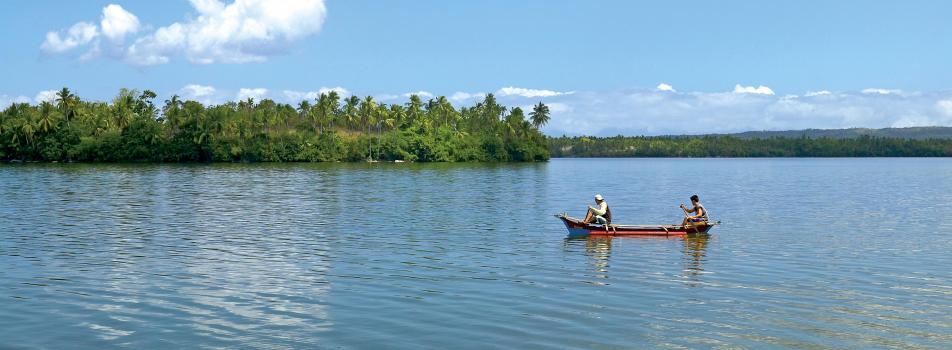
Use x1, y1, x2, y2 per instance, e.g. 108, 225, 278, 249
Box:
2, 0, 952, 135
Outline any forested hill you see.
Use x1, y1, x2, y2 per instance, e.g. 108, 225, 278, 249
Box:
715, 127, 952, 140
549, 127, 952, 157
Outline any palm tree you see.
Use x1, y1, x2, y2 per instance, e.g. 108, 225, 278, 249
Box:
36, 101, 61, 133
55, 87, 76, 126
381, 114, 397, 131
314, 93, 338, 134
137, 90, 159, 120
20, 117, 35, 147
111, 92, 136, 131
326, 91, 341, 130
343, 96, 360, 130
505, 107, 526, 137
297, 100, 311, 132
435, 95, 451, 128
312, 94, 326, 134
375, 105, 390, 159
406, 95, 423, 128
480, 94, 506, 134
389, 104, 406, 128
258, 99, 280, 134
359, 96, 377, 159
530, 102, 551, 128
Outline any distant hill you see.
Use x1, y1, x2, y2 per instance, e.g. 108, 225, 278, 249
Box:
548, 127, 952, 157
708, 127, 952, 140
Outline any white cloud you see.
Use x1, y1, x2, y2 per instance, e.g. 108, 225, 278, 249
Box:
100, 4, 140, 41
547, 102, 572, 113
450, 91, 485, 102
0, 95, 32, 108
375, 94, 400, 101
41, 5, 139, 59
937, 100, 952, 117
403, 91, 434, 99
733, 84, 775, 95
42, 0, 327, 66
319, 86, 349, 96
283, 87, 350, 102
41, 22, 98, 54
130, 0, 327, 65
805, 90, 832, 97
179, 84, 218, 104
34, 90, 58, 104
182, 84, 216, 97
496, 86, 573, 98
656, 83, 676, 92
236, 88, 268, 101
282, 90, 314, 102
862, 88, 902, 95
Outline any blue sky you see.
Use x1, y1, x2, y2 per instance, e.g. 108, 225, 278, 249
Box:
2, 0, 952, 135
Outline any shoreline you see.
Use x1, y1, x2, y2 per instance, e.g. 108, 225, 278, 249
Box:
5, 155, 952, 165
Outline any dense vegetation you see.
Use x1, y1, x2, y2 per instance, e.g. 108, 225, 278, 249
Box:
0, 88, 550, 162
549, 135, 952, 157
5, 88, 949, 162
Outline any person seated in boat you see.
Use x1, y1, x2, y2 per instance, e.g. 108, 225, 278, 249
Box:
583, 194, 612, 225
680, 195, 708, 226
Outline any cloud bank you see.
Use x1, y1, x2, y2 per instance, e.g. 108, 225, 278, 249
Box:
41, 0, 327, 65
535, 87, 952, 136
496, 87, 573, 98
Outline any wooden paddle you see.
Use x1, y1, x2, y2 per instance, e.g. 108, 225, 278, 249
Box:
680, 204, 701, 233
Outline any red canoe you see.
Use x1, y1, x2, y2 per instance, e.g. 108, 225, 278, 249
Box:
556, 213, 718, 237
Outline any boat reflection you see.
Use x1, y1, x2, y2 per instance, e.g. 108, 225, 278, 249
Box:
680, 234, 711, 285
564, 234, 712, 286
562, 236, 613, 284
584, 236, 613, 281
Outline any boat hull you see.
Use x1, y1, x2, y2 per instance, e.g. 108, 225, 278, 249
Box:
557, 214, 715, 237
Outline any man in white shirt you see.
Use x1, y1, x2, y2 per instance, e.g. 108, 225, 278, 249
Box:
583, 194, 610, 225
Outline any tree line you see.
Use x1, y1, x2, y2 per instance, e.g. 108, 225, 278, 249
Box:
0, 88, 550, 162
548, 135, 952, 157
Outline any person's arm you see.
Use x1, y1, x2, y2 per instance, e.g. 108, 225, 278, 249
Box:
680, 204, 692, 214
591, 202, 607, 216
683, 205, 699, 218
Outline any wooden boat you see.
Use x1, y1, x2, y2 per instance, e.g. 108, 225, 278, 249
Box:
556, 213, 719, 237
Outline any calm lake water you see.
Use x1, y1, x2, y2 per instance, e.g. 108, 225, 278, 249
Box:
1, 158, 950, 349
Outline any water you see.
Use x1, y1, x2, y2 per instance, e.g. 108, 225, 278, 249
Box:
1, 159, 950, 349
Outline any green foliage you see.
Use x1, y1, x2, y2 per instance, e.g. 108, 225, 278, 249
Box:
549, 135, 952, 157
0, 88, 550, 163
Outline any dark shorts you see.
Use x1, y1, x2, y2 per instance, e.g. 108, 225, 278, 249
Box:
691, 218, 706, 222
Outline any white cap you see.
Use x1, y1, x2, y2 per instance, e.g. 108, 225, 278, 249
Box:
594, 194, 604, 201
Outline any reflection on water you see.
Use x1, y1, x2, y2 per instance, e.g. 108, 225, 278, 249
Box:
681, 234, 711, 284
565, 234, 712, 287
561, 236, 615, 283
584, 237, 613, 282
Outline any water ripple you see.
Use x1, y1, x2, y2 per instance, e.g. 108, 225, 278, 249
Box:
1, 159, 950, 349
